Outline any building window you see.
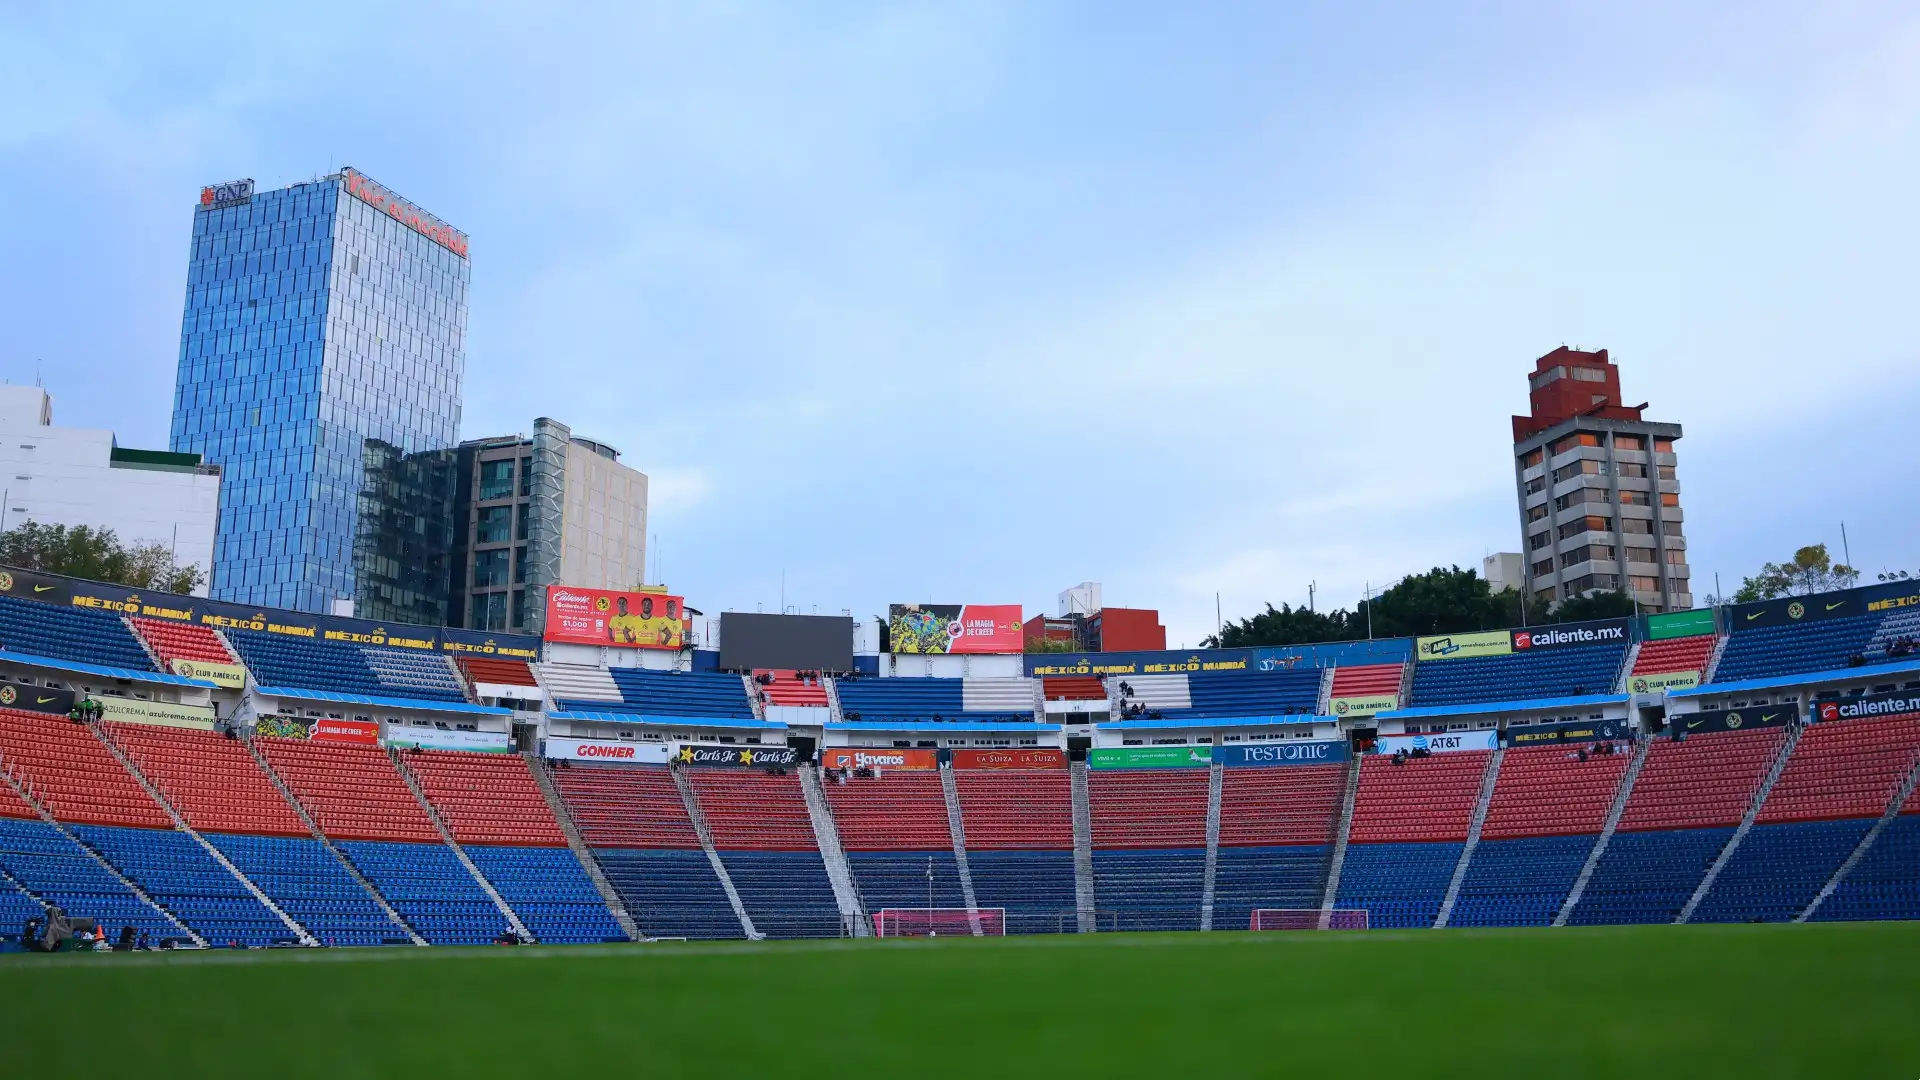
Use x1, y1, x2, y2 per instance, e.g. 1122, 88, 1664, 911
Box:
1550, 433, 1601, 456
1661, 521, 1684, 537
473, 549, 510, 587
511, 589, 527, 629
1521, 449, 1544, 468
1665, 548, 1686, 564
1560, 545, 1614, 569
470, 591, 507, 631
1570, 366, 1607, 383
1621, 518, 1653, 535
519, 456, 533, 498
513, 545, 528, 584
1618, 489, 1649, 505
1615, 462, 1648, 479
1525, 476, 1546, 495
516, 507, 529, 541
1615, 434, 1646, 451
1629, 575, 1660, 593
1624, 545, 1656, 566
1531, 366, 1567, 390
1553, 459, 1603, 483
1529, 532, 1553, 551
1654, 438, 1675, 453
1535, 588, 1557, 604
1657, 465, 1676, 481
1659, 493, 1679, 507
1567, 573, 1619, 593
1533, 559, 1554, 577
1554, 488, 1607, 512
476, 505, 512, 543
479, 459, 514, 500
1528, 504, 1550, 523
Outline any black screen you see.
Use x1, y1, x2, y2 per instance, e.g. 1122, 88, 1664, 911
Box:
718, 613, 855, 672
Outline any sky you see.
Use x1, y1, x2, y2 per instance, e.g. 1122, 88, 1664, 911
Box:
1, 1, 1916, 646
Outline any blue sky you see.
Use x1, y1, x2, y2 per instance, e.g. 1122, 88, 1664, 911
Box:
1, 2, 1916, 645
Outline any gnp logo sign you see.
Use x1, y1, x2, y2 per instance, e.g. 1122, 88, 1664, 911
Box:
1511, 618, 1629, 651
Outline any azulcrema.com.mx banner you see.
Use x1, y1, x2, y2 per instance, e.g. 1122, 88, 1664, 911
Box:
545, 586, 688, 649
888, 604, 1023, 654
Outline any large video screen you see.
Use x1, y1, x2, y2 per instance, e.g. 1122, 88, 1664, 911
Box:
718, 612, 855, 672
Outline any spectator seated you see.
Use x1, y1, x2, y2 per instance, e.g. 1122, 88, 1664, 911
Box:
753, 671, 828, 708
1409, 641, 1627, 707
0, 593, 155, 671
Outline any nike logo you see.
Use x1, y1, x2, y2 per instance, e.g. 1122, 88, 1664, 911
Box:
35, 697, 55, 705
1746, 612, 1763, 621
32, 586, 52, 593
1826, 602, 1844, 611
1687, 718, 1705, 730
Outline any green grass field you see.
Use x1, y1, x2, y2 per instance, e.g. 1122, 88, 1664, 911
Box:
2, 922, 1916, 1077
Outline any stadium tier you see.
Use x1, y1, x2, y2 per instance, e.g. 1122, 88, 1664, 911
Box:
755, 671, 829, 707
1710, 616, 1880, 682
1410, 642, 1628, 706
822, 769, 967, 917
402, 750, 566, 847
550, 763, 741, 939
1211, 763, 1344, 930
1446, 746, 1630, 927
686, 769, 843, 937
586, 669, 754, 717
953, 766, 1077, 934
1631, 634, 1716, 678
1328, 662, 1404, 701
1335, 751, 1491, 927
227, 629, 468, 703
0, 593, 156, 670
834, 676, 1033, 723
1088, 768, 1209, 931
129, 617, 244, 674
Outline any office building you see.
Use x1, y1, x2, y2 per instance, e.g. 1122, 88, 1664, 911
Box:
0, 386, 222, 592
1512, 347, 1692, 612
169, 170, 468, 612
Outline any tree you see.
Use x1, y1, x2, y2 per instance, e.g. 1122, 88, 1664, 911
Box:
1204, 602, 1354, 649
0, 521, 205, 595
1732, 544, 1859, 602
1549, 589, 1639, 622
1024, 636, 1080, 654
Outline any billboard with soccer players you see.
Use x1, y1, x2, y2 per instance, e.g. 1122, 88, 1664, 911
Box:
544, 586, 688, 649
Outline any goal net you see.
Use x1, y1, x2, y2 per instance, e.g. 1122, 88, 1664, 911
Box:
1250, 908, 1370, 931
871, 908, 1007, 938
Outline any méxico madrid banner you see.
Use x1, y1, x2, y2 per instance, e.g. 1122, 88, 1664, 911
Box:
821, 747, 938, 770
545, 586, 688, 649
887, 604, 1023, 654
1503, 718, 1629, 746
950, 748, 1065, 769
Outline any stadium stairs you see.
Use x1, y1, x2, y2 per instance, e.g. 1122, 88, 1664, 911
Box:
524, 756, 642, 940
1316, 756, 1363, 922
684, 768, 846, 938
128, 617, 247, 679
938, 763, 985, 917
821, 766, 963, 933
1087, 767, 1211, 931
1676, 724, 1803, 923
387, 750, 535, 941
795, 764, 869, 933
1434, 748, 1505, 928
953, 763, 1079, 934
1213, 758, 1344, 932
551, 762, 748, 940
1554, 738, 1653, 926
1199, 762, 1223, 930
1334, 750, 1492, 928
669, 767, 763, 938
1069, 760, 1096, 930
1807, 759, 1920, 922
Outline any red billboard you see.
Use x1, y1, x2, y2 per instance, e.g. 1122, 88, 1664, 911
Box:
951, 748, 1065, 770
310, 718, 380, 746
545, 586, 688, 649
822, 748, 938, 771
888, 604, 1023, 654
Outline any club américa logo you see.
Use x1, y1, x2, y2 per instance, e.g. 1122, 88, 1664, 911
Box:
1787, 601, 1805, 620
0, 686, 16, 706
0, 572, 12, 593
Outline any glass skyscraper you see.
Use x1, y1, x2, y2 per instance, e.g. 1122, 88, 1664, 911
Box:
171, 169, 468, 613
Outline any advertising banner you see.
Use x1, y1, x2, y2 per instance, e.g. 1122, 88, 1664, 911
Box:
1680, 706, 1795, 735
545, 586, 687, 650
309, 718, 381, 746
1504, 718, 1630, 747
1088, 746, 1213, 769
170, 658, 247, 689
1511, 618, 1630, 652
543, 737, 673, 764
674, 744, 803, 768
1329, 694, 1399, 718
254, 716, 311, 740
0, 683, 74, 716
1816, 692, 1920, 724
95, 697, 217, 731
1728, 582, 1920, 632
887, 604, 1023, 655
1213, 741, 1349, 767
1415, 631, 1511, 662
386, 727, 511, 753
1025, 641, 1416, 678
821, 747, 938, 771
950, 748, 1065, 769
1646, 609, 1716, 641
1374, 730, 1498, 755
0, 564, 540, 661
1627, 670, 1700, 694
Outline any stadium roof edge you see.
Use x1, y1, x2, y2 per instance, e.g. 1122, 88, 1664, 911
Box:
1669, 657, 1920, 698
0, 647, 218, 689
1375, 693, 1629, 721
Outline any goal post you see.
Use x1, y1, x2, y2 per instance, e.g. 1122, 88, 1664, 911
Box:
1250, 908, 1370, 931
871, 908, 1007, 938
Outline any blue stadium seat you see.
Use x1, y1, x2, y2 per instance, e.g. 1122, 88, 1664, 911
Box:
227, 630, 468, 703
1711, 615, 1882, 683
1334, 841, 1463, 928
594, 848, 743, 939
1447, 834, 1597, 927
0, 593, 156, 670
1092, 848, 1205, 931
558, 669, 754, 718
1174, 670, 1322, 717
75, 824, 289, 946
0, 818, 179, 940
465, 846, 624, 944
0, 874, 41, 935
1814, 815, 1920, 922
1210, 845, 1330, 931
845, 850, 966, 916
209, 833, 409, 946
1410, 642, 1627, 707
1690, 819, 1873, 923
337, 840, 508, 945
965, 850, 1078, 935
835, 677, 1026, 723
717, 850, 844, 938
1567, 827, 1732, 925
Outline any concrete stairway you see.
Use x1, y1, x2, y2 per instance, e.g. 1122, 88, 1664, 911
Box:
938, 763, 985, 933
1436, 748, 1505, 928
524, 754, 641, 941
670, 767, 760, 939
1798, 753, 1920, 922
1069, 759, 1096, 932
1678, 724, 1803, 924
1554, 736, 1652, 926
798, 764, 870, 937
389, 748, 534, 943
1199, 760, 1224, 931
1317, 754, 1362, 926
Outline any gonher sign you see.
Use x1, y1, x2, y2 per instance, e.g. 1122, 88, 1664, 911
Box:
1415, 630, 1510, 662
385, 727, 511, 753
543, 737, 672, 764
1503, 718, 1629, 746
170, 659, 247, 690
1511, 619, 1629, 652
545, 586, 688, 650
821, 748, 937, 771
1374, 730, 1498, 754
340, 168, 469, 259
1628, 671, 1700, 694
1214, 741, 1350, 767
198, 179, 254, 208
887, 604, 1023, 655
951, 748, 1064, 769
674, 744, 803, 768
1330, 694, 1399, 718
1817, 692, 1920, 724
1088, 746, 1213, 769
1681, 706, 1794, 735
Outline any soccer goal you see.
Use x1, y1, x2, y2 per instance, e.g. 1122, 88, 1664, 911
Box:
1250, 908, 1370, 931
871, 908, 1007, 938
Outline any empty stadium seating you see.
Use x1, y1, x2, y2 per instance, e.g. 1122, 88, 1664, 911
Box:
1328, 662, 1404, 702
551, 762, 741, 939
824, 770, 965, 915
835, 677, 1026, 723
1089, 769, 1209, 931
0, 593, 156, 670
598, 669, 753, 718
130, 617, 244, 675
0, 815, 180, 941
1410, 643, 1626, 707
754, 671, 828, 707
207, 833, 405, 946
1334, 841, 1464, 929
335, 840, 508, 945
465, 847, 624, 944
257, 739, 441, 843
1631, 634, 1715, 678
456, 657, 540, 695
1816, 814, 1920, 922
226, 630, 467, 703
1710, 615, 1880, 683
1042, 676, 1106, 702
1182, 670, 1322, 716
955, 767, 1076, 933
1448, 835, 1597, 927
403, 751, 566, 847
74, 824, 290, 946
1212, 764, 1342, 929
1334, 751, 1490, 927
686, 769, 843, 937
106, 722, 307, 836
0, 709, 173, 829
